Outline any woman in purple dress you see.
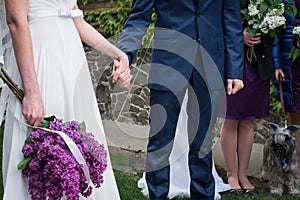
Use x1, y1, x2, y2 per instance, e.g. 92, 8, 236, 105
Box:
220, 0, 274, 195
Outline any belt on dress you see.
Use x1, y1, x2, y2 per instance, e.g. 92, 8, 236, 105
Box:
28, 8, 83, 21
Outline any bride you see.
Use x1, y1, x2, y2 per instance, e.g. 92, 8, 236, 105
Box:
138, 93, 231, 200
0, 0, 131, 199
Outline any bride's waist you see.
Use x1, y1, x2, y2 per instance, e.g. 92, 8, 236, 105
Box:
28, 8, 83, 21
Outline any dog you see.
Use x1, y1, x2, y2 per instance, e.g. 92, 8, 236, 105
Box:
261, 123, 300, 196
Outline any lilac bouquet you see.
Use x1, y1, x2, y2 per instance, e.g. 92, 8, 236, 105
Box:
17, 116, 107, 200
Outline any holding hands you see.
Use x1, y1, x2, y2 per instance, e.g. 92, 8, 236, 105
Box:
112, 54, 132, 88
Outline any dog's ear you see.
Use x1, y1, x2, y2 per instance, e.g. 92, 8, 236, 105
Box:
267, 122, 279, 132
286, 125, 300, 136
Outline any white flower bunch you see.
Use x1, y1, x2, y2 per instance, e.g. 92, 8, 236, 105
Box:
293, 26, 300, 36
260, 14, 286, 33
289, 26, 300, 61
248, 4, 260, 16
241, 0, 292, 38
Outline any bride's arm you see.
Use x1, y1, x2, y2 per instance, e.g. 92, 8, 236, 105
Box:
5, 0, 44, 126
72, 6, 124, 58
72, 5, 131, 87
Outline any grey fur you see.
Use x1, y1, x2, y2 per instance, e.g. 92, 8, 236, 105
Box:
261, 123, 300, 196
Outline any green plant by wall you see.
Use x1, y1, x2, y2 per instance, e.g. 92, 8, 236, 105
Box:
270, 81, 282, 112
83, 0, 133, 36
81, 0, 88, 6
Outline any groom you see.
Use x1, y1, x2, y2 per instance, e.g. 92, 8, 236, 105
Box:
118, 0, 244, 199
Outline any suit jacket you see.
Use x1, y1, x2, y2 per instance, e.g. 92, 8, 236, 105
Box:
118, 0, 244, 91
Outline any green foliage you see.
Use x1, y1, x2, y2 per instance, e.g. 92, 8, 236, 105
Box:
82, 0, 155, 47
81, 0, 88, 6
83, 0, 133, 36
289, 45, 300, 62
270, 81, 282, 112
141, 13, 155, 48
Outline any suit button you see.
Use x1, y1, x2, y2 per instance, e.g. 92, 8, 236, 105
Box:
192, 36, 200, 43
197, 12, 202, 17
262, 55, 265, 59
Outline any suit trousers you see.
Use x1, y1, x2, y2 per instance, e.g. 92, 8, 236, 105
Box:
146, 69, 217, 200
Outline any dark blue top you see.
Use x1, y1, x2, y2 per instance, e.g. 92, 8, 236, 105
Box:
272, 0, 294, 105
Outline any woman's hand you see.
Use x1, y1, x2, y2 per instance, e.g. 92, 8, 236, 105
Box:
275, 69, 285, 81
22, 93, 44, 127
244, 29, 261, 47
112, 54, 132, 88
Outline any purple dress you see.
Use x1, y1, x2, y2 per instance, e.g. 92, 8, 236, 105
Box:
225, 0, 271, 120
225, 56, 270, 120
289, 0, 300, 112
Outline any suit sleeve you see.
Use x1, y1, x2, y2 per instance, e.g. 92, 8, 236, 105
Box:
222, 0, 244, 80
118, 0, 155, 65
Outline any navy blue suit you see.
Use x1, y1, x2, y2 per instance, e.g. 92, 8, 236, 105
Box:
118, 0, 244, 199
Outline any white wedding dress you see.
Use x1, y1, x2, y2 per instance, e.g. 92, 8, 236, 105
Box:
0, 0, 120, 199
137, 93, 231, 199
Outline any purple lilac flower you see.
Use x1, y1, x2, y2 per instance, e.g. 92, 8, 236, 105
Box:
20, 117, 108, 200
21, 144, 34, 157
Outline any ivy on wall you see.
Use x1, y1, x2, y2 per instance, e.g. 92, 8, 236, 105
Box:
80, 0, 155, 48
81, 0, 133, 36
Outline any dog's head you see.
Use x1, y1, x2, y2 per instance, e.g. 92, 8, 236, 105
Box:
267, 123, 299, 161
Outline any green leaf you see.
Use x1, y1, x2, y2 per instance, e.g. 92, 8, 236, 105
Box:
38, 119, 50, 128
269, 31, 277, 39
63, 121, 70, 126
24, 137, 31, 145
80, 121, 86, 132
248, 28, 256, 37
44, 115, 56, 122
288, 47, 295, 59
292, 48, 300, 62
38, 115, 56, 128
240, 8, 248, 16
293, 5, 297, 18
260, 2, 269, 13
17, 156, 32, 170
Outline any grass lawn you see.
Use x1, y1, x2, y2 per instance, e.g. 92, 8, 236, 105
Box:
116, 170, 300, 200
110, 145, 300, 200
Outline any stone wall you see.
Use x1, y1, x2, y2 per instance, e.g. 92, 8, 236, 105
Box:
85, 43, 151, 125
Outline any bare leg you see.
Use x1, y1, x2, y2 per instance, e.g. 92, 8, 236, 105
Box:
289, 112, 300, 182
237, 120, 255, 189
220, 119, 241, 189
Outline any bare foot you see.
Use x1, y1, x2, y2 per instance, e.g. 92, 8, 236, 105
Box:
228, 176, 242, 190
239, 175, 255, 190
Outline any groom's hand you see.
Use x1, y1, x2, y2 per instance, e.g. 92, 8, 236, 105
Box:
227, 79, 244, 95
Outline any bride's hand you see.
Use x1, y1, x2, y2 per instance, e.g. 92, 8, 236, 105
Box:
22, 93, 44, 127
112, 54, 132, 88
